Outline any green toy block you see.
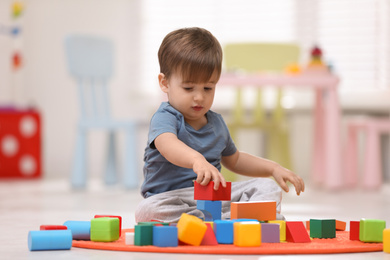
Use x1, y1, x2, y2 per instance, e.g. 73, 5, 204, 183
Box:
90, 217, 120, 242
134, 225, 153, 246
309, 219, 335, 239
359, 218, 386, 243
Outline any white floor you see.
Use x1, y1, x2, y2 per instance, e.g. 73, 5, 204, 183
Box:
1, 178, 390, 260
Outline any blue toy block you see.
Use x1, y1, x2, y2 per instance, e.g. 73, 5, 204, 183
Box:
28, 230, 72, 251
153, 226, 178, 247
63, 220, 91, 240
197, 200, 222, 221
214, 220, 234, 244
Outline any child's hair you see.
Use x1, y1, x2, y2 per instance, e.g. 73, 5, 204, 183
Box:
158, 27, 222, 83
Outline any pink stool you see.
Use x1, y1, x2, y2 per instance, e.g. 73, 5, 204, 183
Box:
344, 117, 390, 189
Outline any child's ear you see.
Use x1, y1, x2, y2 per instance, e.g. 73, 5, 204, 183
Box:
158, 73, 168, 93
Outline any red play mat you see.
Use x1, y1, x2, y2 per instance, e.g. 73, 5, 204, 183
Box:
72, 229, 383, 255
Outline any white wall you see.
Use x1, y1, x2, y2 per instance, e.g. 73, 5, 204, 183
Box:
0, 0, 151, 181
1, 0, 390, 185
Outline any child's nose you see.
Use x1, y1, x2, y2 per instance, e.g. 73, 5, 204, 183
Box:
194, 91, 203, 101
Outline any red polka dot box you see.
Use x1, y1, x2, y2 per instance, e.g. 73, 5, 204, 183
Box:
0, 108, 41, 178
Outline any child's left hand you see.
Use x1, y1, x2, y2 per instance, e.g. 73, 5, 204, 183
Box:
272, 165, 305, 195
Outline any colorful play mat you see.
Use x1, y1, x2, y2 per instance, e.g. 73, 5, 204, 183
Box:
72, 229, 383, 255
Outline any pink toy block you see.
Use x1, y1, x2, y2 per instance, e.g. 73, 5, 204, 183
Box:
200, 223, 218, 246
40, 225, 67, 230
286, 221, 311, 243
349, 221, 360, 241
95, 215, 122, 236
261, 223, 280, 243
194, 181, 231, 201
231, 201, 276, 221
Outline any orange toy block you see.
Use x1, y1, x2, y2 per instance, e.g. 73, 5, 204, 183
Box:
177, 213, 207, 246
200, 223, 218, 246
231, 201, 276, 221
336, 220, 346, 231
194, 181, 231, 201
233, 221, 261, 247
286, 221, 311, 243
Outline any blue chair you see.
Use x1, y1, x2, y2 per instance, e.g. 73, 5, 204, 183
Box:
64, 34, 139, 189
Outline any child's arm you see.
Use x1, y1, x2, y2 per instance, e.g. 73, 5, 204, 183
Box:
154, 132, 227, 190
222, 151, 305, 195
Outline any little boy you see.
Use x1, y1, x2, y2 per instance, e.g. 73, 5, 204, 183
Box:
135, 27, 304, 223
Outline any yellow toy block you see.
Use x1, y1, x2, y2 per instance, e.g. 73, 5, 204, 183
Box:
268, 220, 286, 241
233, 221, 261, 247
177, 213, 207, 246
384, 229, 390, 253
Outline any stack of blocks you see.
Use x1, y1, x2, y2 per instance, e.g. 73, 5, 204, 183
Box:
28, 215, 122, 251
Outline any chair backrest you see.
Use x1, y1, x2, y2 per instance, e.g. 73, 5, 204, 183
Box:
224, 43, 300, 72
64, 34, 114, 121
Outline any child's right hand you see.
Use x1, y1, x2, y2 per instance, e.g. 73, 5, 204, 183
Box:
193, 158, 226, 190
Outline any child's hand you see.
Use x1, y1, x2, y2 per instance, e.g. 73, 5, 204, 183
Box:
272, 165, 305, 195
193, 158, 226, 190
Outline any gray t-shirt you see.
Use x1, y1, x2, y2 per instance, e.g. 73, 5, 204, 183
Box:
141, 102, 237, 198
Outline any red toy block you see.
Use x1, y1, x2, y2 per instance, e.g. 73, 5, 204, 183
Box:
350, 221, 360, 240
0, 109, 41, 178
40, 225, 68, 230
286, 221, 311, 243
201, 223, 218, 246
336, 220, 346, 231
231, 201, 276, 221
194, 181, 231, 201
95, 215, 122, 236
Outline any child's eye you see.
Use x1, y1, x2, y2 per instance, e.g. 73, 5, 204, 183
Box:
204, 87, 213, 91
184, 87, 193, 91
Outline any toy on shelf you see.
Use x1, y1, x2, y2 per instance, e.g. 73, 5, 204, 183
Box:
304, 45, 331, 74
0, 108, 41, 178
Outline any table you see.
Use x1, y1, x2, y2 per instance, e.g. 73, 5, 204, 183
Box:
218, 72, 342, 189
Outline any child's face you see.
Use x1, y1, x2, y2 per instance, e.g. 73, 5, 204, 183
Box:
159, 71, 218, 128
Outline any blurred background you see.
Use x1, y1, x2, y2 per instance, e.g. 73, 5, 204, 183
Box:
1, 0, 390, 187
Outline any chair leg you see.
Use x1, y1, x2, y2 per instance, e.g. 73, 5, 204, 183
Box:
124, 126, 138, 189
362, 127, 382, 189
344, 124, 359, 187
72, 129, 87, 188
105, 131, 117, 185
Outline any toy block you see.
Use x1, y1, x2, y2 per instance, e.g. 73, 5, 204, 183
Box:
90, 217, 120, 242
349, 221, 360, 241
28, 230, 72, 251
94, 215, 122, 236
153, 226, 178, 247
359, 218, 386, 243
309, 219, 336, 239
177, 213, 207, 246
63, 220, 91, 240
40, 225, 67, 230
134, 224, 153, 246
231, 201, 276, 221
201, 223, 218, 246
205, 221, 214, 228
305, 220, 310, 230
336, 220, 346, 231
125, 232, 134, 245
197, 200, 222, 221
194, 181, 231, 201
138, 221, 169, 226
268, 220, 286, 241
384, 229, 390, 253
286, 221, 311, 243
214, 220, 234, 244
261, 223, 280, 243
0, 110, 41, 179
233, 221, 261, 247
